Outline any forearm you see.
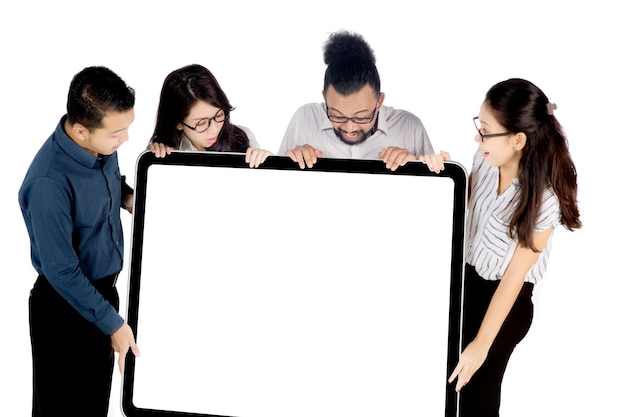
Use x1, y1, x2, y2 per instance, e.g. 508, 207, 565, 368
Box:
472, 231, 551, 349
473, 273, 526, 347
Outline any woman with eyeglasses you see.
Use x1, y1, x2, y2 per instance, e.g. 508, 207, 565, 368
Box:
421, 78, 581, 416
148, 64, 271, 167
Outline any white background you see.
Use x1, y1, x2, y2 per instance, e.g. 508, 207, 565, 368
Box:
1, 1, 623, 416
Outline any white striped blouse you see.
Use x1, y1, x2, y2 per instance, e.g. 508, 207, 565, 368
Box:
465, 150, 561, 284
277, 103, 434, 159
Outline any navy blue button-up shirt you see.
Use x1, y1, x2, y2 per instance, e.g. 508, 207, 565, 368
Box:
19, 116, 126, 335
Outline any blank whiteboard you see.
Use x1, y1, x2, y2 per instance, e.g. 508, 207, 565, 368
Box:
122, 151, 467, 417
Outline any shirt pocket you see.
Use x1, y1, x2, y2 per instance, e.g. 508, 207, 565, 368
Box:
480, 212, 511, 260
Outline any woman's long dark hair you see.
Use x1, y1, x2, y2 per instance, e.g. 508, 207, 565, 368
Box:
150, 64, 249, 151
485, 78, 581, 251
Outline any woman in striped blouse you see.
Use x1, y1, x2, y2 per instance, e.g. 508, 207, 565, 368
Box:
422, 78, 581, 416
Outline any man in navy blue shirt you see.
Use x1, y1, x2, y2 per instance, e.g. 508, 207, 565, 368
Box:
19, 66, 140, 416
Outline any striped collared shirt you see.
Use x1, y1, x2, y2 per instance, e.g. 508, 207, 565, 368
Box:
278, 103, 434, 159
465, 151, 561, 284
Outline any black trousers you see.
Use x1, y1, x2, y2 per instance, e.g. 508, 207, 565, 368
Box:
459, 264, 534, 417
29, 274, 119, 417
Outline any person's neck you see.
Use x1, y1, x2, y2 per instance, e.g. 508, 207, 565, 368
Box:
498, 163, 518, 194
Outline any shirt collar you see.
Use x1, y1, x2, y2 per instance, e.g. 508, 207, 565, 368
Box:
375, 105, 390, 135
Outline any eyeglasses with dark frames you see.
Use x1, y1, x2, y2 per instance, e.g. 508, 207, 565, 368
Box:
473, 117, 512, 142
181, 109, 227, 133
326, 101, 380, 124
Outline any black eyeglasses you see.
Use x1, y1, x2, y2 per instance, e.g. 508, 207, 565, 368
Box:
473, 117, 512, 142
181, 110, 227, 133
326, 101, 379, 124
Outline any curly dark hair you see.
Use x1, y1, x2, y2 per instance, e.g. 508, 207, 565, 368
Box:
322, 31, 381, 96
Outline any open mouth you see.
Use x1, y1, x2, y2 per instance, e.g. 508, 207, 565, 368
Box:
342, 131, 362, 143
